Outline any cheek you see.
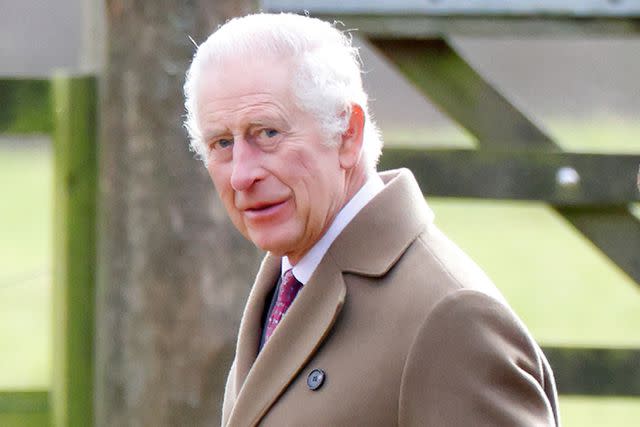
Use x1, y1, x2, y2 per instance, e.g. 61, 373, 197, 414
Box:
209, 167, 235, 207
296, 176, 333, 223
285, 149, 332, 195
208, 162, 228, 188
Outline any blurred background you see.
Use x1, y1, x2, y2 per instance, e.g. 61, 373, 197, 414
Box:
1, 0, 639, 426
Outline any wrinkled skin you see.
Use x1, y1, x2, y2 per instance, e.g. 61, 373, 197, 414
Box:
197, 56, 367, 264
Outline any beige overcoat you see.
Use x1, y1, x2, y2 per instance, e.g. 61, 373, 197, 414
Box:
222, 169, 559, 426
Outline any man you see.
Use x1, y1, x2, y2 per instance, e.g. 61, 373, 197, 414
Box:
184, 13, 559, 426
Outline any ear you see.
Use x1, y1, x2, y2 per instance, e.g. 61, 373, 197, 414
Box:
339, 103, 365, 170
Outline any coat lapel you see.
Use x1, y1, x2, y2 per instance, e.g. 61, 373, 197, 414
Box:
233, 254, 281, 391
227, 168, 430, 426
227, 254, 346, 427
329, 168, 433, 276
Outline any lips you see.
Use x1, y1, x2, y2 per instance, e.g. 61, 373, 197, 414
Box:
242, 199, 289, 220
246, 200, 284, 211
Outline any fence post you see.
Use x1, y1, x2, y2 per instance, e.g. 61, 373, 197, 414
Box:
51, 74, 98, 427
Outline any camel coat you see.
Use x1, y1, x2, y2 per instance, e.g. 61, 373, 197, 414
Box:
222, 169, 559, 426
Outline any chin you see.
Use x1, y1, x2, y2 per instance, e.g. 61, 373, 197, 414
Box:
249, 232, 297, 257
258, 242, 290, 256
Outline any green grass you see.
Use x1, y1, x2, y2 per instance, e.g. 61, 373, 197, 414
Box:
1, 117, 638, 425
0, 412, 50, 427
0, 141, 52, 390
547, 117, 640, 154
560, 396, 640, 425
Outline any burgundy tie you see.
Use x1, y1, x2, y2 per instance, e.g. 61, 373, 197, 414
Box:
264, 269, 303, 343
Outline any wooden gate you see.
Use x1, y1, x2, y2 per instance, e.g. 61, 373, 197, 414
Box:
0, 76, 97, 426
265, 0, 640, 400
1, 1, 639, 425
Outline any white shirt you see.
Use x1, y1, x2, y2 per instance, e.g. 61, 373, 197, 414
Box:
281, 174, 385, 284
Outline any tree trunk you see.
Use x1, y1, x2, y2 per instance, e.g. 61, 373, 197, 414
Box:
97, 1, 261, 425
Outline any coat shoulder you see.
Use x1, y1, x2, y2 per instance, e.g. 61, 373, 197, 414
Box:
397, 289, 559, 426
383, 222, 507, 318
386, 225, 559, 426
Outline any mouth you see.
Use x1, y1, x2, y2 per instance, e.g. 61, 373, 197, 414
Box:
243, 199, 288, 219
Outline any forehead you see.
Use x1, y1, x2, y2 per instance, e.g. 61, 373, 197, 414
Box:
197, 56, 298, 126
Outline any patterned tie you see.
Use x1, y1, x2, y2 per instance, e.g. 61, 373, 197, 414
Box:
264, 269, 303, 343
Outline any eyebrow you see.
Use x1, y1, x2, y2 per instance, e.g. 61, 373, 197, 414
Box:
248, 114, 290, 131
202, 128, 231, 141
201, 110, 290, 141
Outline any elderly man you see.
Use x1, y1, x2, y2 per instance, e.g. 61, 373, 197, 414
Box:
184, 13, 559, 427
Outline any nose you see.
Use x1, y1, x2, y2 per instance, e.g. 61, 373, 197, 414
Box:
230, 138, 263, 191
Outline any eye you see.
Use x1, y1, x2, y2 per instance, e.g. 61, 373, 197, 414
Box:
210, 138, 233, 151
254, 128, 281, 151
261, 128, 279, 138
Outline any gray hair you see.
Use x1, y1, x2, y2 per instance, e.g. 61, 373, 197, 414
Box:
183, 13, 383, 171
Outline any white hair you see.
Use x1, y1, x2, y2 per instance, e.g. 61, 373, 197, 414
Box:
183, 13, 383, 172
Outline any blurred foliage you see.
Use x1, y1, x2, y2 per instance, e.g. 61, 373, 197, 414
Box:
0, 80, 52, 134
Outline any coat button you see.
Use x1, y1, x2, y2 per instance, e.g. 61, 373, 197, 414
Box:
307, 368, 325, 391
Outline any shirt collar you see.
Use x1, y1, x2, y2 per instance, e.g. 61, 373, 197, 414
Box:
282, 174, 385, 284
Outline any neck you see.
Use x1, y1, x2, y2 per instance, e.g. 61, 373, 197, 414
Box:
343, 164, 370, 206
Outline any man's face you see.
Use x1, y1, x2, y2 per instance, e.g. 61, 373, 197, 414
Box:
197, 56, 350, 264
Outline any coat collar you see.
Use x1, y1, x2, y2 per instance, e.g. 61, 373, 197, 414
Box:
329, 168, 434, 276
226, 168, 432, 426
